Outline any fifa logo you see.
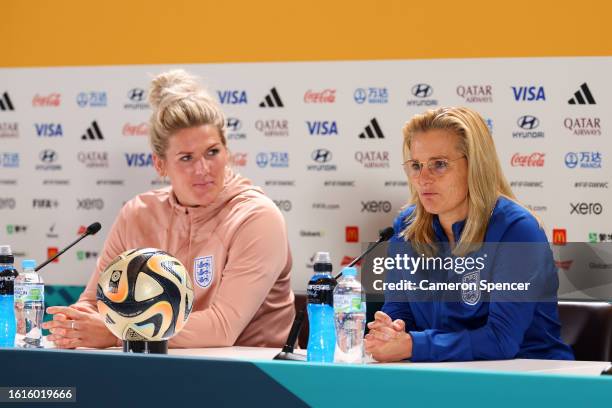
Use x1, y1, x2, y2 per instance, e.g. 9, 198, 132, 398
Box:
109, 270, 122, 293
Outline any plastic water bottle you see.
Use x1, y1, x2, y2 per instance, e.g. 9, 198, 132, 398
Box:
14, 259, 45, 348
307, 252, 336, 362
0, 245, 19, 347
334, 267, 366, 363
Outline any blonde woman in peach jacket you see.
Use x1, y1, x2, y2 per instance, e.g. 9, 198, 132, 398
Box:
43, 70, 295, 349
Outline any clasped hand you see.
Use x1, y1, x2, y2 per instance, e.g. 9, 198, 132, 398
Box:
42, 305, 117, 349
364, 311, 413, 362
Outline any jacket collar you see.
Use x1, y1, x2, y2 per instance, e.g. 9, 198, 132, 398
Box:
166, 167, 262, 221
432, 215, 466, 242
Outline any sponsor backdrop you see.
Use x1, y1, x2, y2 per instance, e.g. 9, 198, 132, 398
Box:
0, 58, 611, 299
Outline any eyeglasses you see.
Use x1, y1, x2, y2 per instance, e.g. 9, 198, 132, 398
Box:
402, 156, 466, 178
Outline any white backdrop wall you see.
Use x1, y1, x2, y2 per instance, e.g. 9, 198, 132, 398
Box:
0, 57, 610, 292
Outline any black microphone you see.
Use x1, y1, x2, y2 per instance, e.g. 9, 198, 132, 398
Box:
35, 222, 102, 272
274, 226, 394, 361
339, 226, 394, 277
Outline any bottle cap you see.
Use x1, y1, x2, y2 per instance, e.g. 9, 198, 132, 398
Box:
22, 259, 37, 270
342, 267, 357, 277
313, 251, 332, 273
0, 245, 14, 264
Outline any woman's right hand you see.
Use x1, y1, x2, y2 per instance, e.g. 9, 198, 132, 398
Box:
43, 305, 118, 349
366, 311, 405, 334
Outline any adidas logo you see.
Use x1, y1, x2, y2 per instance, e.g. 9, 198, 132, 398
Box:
358, 118, 384, 139
81, 121, 104, 140
259, 87, 284, 107
568, 83, 596, 105
0, 92, 15, 111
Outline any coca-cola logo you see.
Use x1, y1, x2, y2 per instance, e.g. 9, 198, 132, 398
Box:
304, 89, 336, 104
32, 93, 61, 107
510, 153, 545, 167
122, 122, 148, 136
230, 153, 247, 167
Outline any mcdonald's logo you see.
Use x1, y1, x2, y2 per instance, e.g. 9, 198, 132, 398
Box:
552, 228, 567, 246
345, 226, 359, 243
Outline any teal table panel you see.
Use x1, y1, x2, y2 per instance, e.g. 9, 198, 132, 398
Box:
257, 360, 612, 407
1, 348, 611, 408
0, 348, 308, 407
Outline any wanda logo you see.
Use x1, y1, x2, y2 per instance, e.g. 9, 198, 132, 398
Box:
511, 153, 545, 167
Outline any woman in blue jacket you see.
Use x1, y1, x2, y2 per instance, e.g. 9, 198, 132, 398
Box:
364, 107, 574, 362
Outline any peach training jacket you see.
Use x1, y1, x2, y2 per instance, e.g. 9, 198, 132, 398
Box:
75, 169, 295, 348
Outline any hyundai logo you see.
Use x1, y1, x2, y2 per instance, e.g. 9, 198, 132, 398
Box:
311, 149, 332, 163
128, 88, 146, 102
227, 117, 242, 131
517, 115, 539, 130
411, 83, 433, 98
39, 149, 57, 163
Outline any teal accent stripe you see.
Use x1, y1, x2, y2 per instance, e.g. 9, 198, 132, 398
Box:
43, 285, 85, 334
45, 285, 85, 307
254, 360, 612, 407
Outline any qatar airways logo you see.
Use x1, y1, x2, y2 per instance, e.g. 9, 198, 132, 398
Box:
122, 122, 148, 136
304, 89, 336, 103
456, 85, 493, 103
510, 153, 545, 167
563, 117, 601, 136
255, 119, 289, 137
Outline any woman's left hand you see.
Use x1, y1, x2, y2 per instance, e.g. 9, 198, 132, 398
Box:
43, 305, 118, 349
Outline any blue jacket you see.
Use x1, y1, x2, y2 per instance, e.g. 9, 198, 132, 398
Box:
382, 197, 574, 362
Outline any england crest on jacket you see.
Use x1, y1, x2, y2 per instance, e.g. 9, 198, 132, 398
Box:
194, 256, 214, 288
461, 270, 481, 305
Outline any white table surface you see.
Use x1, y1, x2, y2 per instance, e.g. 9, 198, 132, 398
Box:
50, 339, 608, 376
160, 346, 610, 376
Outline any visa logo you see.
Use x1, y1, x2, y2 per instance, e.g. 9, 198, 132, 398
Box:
35, 123, 63, 137
125, 153, 153, 167
306, 121, 338, 135
217, 90, 248, 104
512, 86, 546, 101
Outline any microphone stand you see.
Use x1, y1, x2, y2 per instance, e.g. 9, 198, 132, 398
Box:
273, 227, 394, 361
36, 222, 101, 272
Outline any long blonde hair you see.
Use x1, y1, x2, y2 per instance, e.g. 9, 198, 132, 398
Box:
401, 107, 521, 256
